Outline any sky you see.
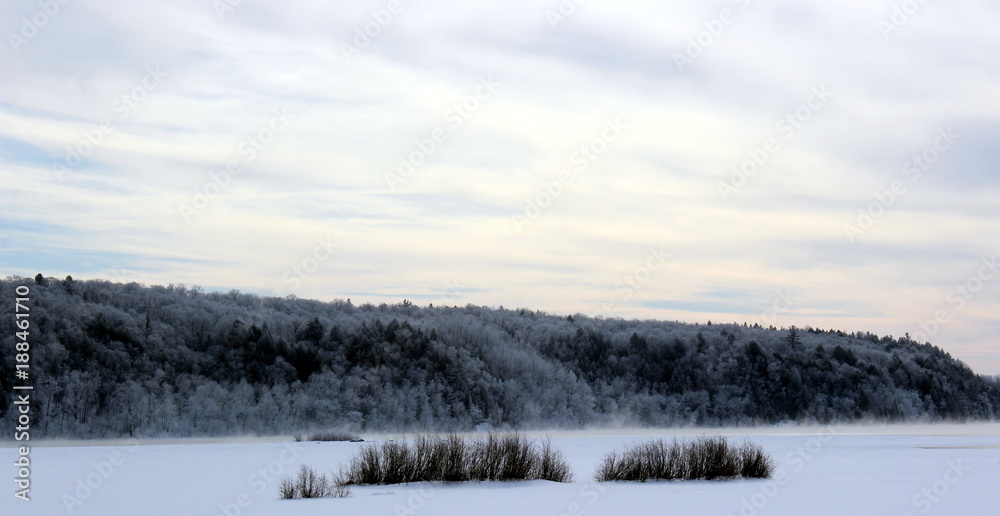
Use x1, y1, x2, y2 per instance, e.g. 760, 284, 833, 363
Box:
1, 0, 998, 375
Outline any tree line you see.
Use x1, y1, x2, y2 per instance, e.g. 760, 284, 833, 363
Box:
1, 275, 997, 438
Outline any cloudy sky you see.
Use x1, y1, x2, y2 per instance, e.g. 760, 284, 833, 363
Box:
2, 0, 998, 374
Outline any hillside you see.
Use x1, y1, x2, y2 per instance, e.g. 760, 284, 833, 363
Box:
2, 276, 998, 438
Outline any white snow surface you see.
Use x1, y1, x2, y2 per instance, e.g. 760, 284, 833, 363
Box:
3, 424, 999, 516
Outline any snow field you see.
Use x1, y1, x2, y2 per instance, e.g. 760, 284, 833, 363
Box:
2, 424, 998, 516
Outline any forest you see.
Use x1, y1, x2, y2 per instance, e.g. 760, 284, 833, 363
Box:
2, 275, 998, 438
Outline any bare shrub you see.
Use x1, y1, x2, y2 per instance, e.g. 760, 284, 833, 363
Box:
279, 465, 349, 499
738, 440, 775, 479
278, 477, 296, 500
535, 437, 573, 483
687, 436, 740, 480
595, 436, 773, 482
340, 432, 573, 485
346, 444, 384, 486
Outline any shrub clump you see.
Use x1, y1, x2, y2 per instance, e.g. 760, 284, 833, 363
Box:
279, 465, 350, 499
595, 436, 774, 482
340, 432, 572, 485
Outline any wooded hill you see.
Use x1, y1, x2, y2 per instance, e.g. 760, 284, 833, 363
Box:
2, 276, 998, 438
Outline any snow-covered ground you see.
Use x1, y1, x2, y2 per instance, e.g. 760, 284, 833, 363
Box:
3, 424, 998, 516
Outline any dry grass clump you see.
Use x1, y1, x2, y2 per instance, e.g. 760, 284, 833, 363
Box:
595, 436, 774, 482
279, 465, 350, 499
340, 432, 572, 485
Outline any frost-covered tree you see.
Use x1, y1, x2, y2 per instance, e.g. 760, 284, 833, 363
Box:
1, 276, 998, 438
